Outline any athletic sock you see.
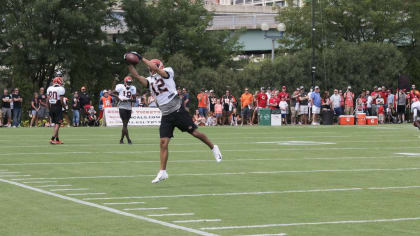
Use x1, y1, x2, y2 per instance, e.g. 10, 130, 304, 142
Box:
55, 137, 59, 141
159, 170, 167, 175
51, 136, 55, 141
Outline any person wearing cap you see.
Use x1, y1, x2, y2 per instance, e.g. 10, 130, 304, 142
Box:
330, 89, 342, 119
298, 86, 309, 125
310, 86, 321, 125
240, 88, 253, 125
344, 86, 355, 115
197, 88, 209, 119
99, 90, 112, 126
72, 91, 81, 127
252, 87, 268, 124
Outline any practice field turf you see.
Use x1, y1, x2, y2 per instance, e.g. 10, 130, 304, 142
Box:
1, 125, 420, 236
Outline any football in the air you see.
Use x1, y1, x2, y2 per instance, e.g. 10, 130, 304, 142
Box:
124, 53, 140, 65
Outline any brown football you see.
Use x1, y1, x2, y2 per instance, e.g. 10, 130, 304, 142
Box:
125, 53, 140, 65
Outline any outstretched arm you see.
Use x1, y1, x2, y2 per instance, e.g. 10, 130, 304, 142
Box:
127, 65, 148, 87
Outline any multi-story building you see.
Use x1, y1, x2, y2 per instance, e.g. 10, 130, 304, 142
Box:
206, 0, 303, 7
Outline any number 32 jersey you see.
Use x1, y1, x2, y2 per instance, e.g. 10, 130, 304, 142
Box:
146, 67, 177, 106
47, 85, 65, 106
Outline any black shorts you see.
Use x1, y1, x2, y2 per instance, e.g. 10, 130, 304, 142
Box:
397, 105, 405, 114
119, 109, 132, 122
49, 105, 63, 124
160, 106, 197, 138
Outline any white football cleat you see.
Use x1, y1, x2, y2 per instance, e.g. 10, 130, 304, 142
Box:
151, 171, 168, 184
212, 145, 222, 163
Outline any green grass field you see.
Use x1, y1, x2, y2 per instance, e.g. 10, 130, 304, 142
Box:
1, 125, 420, 236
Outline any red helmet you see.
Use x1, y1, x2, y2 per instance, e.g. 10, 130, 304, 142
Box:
53, 77, 63, 86
124, 76, 132, 84
150, 59, 164, 70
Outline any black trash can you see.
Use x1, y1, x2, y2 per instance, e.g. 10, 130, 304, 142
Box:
321, 110, 333, 125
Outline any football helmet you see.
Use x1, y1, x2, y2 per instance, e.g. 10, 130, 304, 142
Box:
124, 76, 133, 89
53, 77, 63, 86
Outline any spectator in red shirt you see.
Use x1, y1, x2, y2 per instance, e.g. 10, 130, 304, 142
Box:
252, 87, 268, 124
268, 91, 278, 110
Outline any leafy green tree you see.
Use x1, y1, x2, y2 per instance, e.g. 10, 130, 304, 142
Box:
122, 0, 241, 68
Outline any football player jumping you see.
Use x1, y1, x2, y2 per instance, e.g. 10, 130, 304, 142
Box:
112, 76, 136, 144
126, 52, 223, 183
47, 77, 65, 144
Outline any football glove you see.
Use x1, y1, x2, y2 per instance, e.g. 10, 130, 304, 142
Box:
130, 51, 142, 60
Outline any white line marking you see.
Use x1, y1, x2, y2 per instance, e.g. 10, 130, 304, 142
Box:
236, 234, 287, 236
396, 153, 420, 156
124, 207, 168, 211
22, 181, 57, 184
148, 213, 195, 217
257, 141, 335, 145
0, 172, 20, 174
174, 219, 222, 223
0, 169, 8, 171
0, 178, 217, 236
103, 202, 145, 205
50, 188, 89, 192
82, 186, 420, 200
66, 193, 106, 196
12, 167, 420, 181
201, 217, 420, 230
0, 175, 30, 177
3, 145, 420, 156
35, 185, 72, 188
0, 155, 413, 166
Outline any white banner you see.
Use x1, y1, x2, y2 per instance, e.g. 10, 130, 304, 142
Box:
104, 107, 161, 126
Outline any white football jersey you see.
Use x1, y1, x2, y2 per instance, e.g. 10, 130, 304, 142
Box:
146, 67, 177, 106
47, 85, 65, 105
115, 84, 136, 110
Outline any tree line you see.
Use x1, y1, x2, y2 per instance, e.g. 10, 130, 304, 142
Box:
0, 0, 418, 116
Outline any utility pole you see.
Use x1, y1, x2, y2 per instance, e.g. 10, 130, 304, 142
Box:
311, 0, 316, 87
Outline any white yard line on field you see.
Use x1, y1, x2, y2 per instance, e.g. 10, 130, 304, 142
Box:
4, 146, 420, 157
0, 175, 30, 177
174, 219, 222, 223
124, 207, 168, 211
66, 193, 106, 196
50, 188, 89, 192
148, 213, 195, 217
103, 202, 145, 205
0, 139, 418, 149
36, 185, 72, 187
0, 155, 414, 166
11, 167, 420, 182
0, 178, 217, 236
200, 217, 420, 230
82, 186, 420, 201
0, 172, 20, 174
22, 180, 57, 184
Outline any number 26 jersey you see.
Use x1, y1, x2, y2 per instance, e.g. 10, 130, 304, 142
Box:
146, 67, 176, 106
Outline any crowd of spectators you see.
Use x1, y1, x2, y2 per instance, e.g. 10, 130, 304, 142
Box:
188, 84, 420, 126
1, 84, 419, 127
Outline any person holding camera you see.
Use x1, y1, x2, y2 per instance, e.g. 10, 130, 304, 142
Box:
344, 86, 355, 115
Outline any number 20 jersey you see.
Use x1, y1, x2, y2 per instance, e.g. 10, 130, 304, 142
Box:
146, 67, 176, 106
47, 85, 65, 106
